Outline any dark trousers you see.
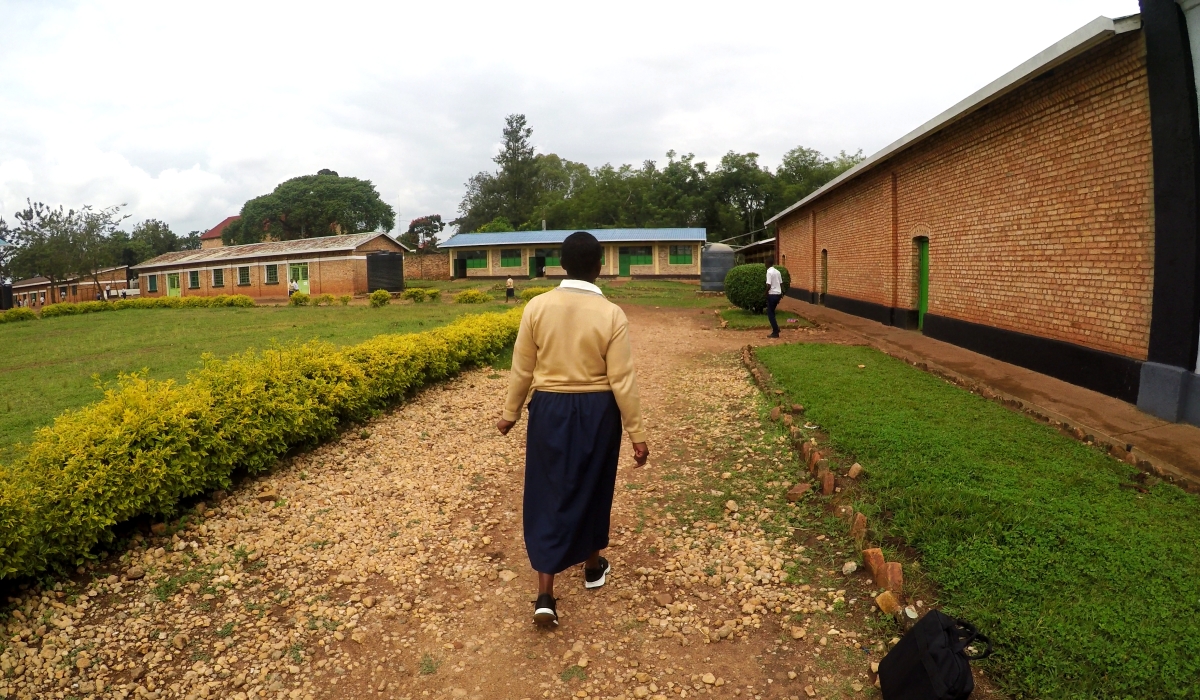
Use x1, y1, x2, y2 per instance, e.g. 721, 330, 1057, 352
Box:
767, 293, 782, 335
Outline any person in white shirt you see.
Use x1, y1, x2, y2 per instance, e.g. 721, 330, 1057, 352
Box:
289, 279, 299, 297
765, 264, 784, 338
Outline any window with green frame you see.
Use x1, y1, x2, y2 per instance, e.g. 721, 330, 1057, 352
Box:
623, 246, 653, 266
535, 248, 561, 267
147, 275, 158, 292
265, 264, 279, 284
188, 270, 200, 288
499, 249, 522, 267
460, 250, 488, 269
669, 245, 694, 265
238, 266, 251, 286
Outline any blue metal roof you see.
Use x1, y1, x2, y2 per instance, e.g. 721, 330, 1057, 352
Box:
439, 228, 707, 248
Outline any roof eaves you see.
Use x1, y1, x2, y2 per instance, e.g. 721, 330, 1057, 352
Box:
766, 15, 1135, 226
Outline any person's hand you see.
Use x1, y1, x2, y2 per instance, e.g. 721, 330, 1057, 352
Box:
496, 418, 516, 436
632, 442, 650, 467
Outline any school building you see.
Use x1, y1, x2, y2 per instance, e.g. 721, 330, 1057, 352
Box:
131, 232, 409, 301
768, 4, 1200, 426
11, 266, 134, 309
437, 228, 707, 279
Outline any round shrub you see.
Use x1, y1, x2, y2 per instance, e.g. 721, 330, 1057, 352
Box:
369, 289, 391, 308
312, 293, 335, 307
425, 289, 441, 302
288, 292, 311, 307
0, 307, 37, 324
402, 288, 428, 303
227, 295, 256, 307
337, 294, 352, 306
724, 263, 791, 313
454, 289, 491, 304
520, 286, 554, 302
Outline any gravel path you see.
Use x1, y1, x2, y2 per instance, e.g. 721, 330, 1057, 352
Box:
4, 308, 893, 700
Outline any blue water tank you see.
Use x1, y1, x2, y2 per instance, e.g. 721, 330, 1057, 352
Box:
701, 243, 736, 292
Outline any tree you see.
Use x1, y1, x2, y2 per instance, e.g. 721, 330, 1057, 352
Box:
476, 217, 514, 233
455, 114, 544, 232
0, 217, 14, 282
223, 171, 396, 245
713, 152, 774, 243
74, 206, 128, 297
9, 202, 80, 290
400, 215, 445, 253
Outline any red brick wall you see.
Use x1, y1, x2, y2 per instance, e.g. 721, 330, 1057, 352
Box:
137, 254, 364, 301
406, 254, 451, 280
776, 32, 1155, 360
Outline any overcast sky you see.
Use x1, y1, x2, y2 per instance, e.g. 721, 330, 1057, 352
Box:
0, 0, 1141, 235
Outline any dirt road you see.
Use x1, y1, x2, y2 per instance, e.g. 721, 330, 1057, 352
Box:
6, 308, 897, 700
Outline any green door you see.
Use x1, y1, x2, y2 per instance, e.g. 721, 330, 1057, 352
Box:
290, 263, 310, 294
619, 249, 631, 276
529, 256, 537, 278
166, 273, 181, 297
917, 238, 930, 331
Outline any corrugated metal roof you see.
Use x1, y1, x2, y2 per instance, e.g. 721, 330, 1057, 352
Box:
12, 276, 49, 288
131, 232, 409, 269
766, 14, 1140, 225
439, 228, 707, 248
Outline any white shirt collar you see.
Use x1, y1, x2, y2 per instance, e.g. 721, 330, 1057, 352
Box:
558, 279, 604, 296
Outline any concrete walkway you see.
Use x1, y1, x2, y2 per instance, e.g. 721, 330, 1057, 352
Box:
779, 297, 1200, 489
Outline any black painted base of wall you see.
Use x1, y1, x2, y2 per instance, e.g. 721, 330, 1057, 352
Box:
786, 288, 919, 329
923, 314, 1142, 403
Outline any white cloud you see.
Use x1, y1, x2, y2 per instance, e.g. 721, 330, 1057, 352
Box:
0, 0, 1141, 232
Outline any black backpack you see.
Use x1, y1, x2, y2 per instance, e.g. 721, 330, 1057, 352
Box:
878, 610, 993, 700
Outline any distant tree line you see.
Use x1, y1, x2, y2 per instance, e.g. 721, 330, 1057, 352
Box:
454, 114, 863, 242
0, 202, 200, 289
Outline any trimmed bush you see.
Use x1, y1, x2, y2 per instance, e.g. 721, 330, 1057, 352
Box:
0, 308, 521, 580
402, 288, 428, 303
454, 289, 491, 304
337, 295, 352, 306
0, 308, 38, 324
724, 263, 790, 313
520, 286, 554, 302
288, 292, 311, 307
425, 289, 441, 302
369, 289, 391, 307
312, 293, 335, 307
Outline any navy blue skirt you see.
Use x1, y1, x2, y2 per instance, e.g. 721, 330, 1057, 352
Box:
523, 390, 623, 574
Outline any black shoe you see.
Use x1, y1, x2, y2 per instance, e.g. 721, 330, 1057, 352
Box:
533, 593, 558, 626
767, 333, 780, 339
584, 557, 611, 589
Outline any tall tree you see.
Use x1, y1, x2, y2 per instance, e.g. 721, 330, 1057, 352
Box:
74, 206, 128, 298
223, 171, 396, 245
455, 114, 545, 232
9, 202, 79, 290
400, 215, 445, 253
0, 217, 13, 282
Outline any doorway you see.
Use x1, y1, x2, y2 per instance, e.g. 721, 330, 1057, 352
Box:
915, 237, 930, 331
529, 256, 546, 278
819, 249, 828, 304
618, 250, 631, 276
289, 263, 310, 294
454, 258, 468, 279
166, 273, 181, 297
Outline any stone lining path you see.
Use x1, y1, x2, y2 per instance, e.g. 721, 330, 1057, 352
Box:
2, 307, 982, 700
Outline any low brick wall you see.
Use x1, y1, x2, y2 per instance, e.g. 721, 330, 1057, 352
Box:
406, 254, 450, 280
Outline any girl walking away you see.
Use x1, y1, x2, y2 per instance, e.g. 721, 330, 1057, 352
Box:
496, 231, 650, 627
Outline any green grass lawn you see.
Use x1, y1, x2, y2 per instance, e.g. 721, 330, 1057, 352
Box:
757, 343, 1200, 699
0, 300, 516, 459
719, 307, 813, 329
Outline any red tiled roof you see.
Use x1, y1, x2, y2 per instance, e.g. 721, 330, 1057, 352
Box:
200, 216, 240, 241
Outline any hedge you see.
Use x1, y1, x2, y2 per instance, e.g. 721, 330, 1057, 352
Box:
36, 295, 256, 319
288, 292, 311, 306
369, 289, 391, 307
725, 263, 790, 313
454, 289, 492, 304
520, 286, 554, 302
0, 308, 37, 324
0, 307, 522, 580
401, 288, 442, 303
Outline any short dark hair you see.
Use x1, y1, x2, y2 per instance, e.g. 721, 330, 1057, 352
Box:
561, 231, 602, 277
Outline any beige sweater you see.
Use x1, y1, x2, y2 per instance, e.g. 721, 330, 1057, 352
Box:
502, 285, 647, 443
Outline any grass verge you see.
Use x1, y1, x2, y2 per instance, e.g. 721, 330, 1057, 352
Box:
0, 303, 510, 457
756, 342, 1200, 699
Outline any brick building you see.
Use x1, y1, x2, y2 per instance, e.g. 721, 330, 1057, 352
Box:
769, 5, 1200, 427
438, 228, 706, 279
11, 266, 134, 309
132, 232, 409, 301
199, 216, 240, 250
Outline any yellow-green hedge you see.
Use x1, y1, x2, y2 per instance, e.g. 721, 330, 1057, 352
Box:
520, 286, 554, 301
37, 295, 256, 318
0, 308, 37, 324
0, 308, 522, 580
